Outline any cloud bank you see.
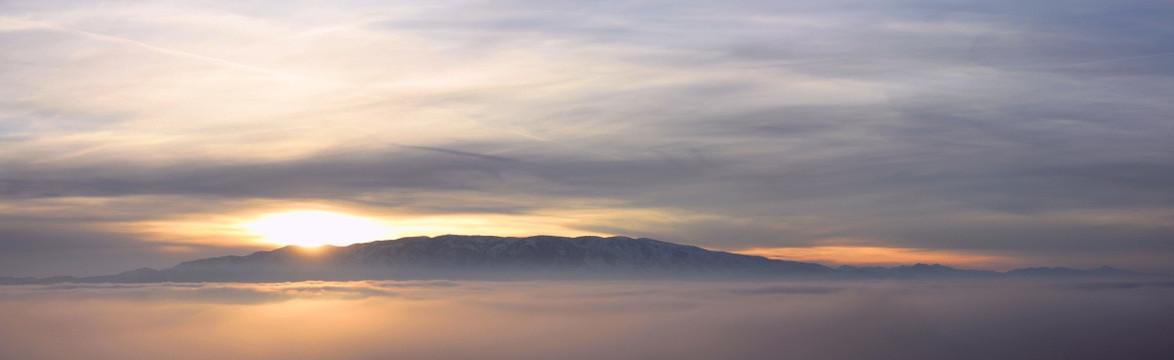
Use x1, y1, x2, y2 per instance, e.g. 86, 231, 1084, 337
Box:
1, 280, 1172, 359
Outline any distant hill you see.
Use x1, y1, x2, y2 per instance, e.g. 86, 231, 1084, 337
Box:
1006, 266, 1139, 277
840, 263, 1002, 278
0, 235, 1151, 284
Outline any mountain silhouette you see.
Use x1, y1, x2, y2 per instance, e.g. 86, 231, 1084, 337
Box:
0, 235, 1149, 284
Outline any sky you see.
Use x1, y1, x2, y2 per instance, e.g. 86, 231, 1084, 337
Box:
1, 0, 1173, 276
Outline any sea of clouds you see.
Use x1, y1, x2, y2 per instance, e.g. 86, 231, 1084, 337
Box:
2, 279, 1172, 359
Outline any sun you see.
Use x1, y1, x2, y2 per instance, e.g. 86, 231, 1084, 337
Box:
243, 210, 398, 247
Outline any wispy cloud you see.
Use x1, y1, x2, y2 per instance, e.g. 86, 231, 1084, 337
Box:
0, 17, 310, 81
1, 0, 1173, 275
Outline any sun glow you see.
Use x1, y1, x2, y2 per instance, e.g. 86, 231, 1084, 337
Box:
735, 246, 1020, 270
243, 211, 398, 247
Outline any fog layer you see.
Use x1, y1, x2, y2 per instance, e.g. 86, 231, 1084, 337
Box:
1, 279, 1171, 360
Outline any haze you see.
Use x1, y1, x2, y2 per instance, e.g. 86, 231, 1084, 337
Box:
2, 279, 1172, 360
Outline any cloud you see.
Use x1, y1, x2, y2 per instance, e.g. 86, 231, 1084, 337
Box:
0, 281, 403, 304
1, 0, 1174, 274
0, 280, 1172, 359
0, 218, 261, 277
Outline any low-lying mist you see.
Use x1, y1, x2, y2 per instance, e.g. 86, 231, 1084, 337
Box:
2, 279, 1172, 360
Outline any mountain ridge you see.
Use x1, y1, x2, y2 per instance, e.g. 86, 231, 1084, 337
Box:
154, 235, 833, 282
0, 235, 1151, 284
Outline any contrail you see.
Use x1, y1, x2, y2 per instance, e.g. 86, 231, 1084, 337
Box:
1, 17, 310, 82
1049, 52, 1174, 69
398, 144, 521, 163
507, 130, 624, 160
2, 17, 625, 161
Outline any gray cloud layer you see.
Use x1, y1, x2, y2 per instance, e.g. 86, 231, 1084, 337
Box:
1, 0, 1173, 275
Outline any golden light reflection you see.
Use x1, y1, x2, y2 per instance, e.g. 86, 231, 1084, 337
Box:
242, 211, 399, 247
734, 246, 1020, 270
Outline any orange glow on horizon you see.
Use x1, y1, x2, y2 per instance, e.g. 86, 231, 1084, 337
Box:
733, 246, 1020, 270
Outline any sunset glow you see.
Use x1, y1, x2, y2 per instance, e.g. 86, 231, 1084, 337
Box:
3, 0, 1172, 276
243, 211, 398, 247
735, 246, 1020, 270
2, 0, 1173, 358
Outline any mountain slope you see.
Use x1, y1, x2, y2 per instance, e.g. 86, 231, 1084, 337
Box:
5, 235, 1151, 284
108, 235, 835, 282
